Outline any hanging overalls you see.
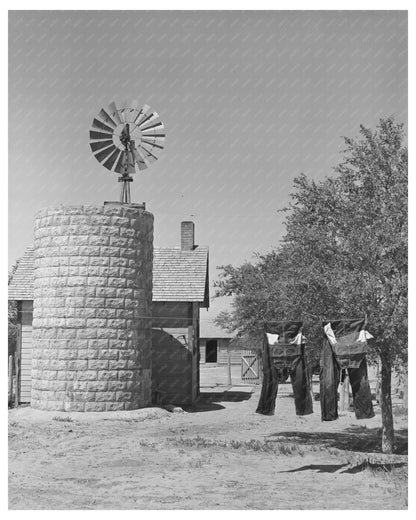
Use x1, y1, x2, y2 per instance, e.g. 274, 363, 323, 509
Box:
320, 319, 375, 421
256, 321, 313, 416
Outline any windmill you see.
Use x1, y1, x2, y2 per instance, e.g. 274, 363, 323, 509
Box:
89, 100, 165, 203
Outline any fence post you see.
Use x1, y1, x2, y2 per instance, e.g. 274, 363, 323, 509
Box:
14, 353, 20, 407
8, 355, 13, 406
227, 347, 232, 386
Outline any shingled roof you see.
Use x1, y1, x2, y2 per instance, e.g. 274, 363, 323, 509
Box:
8, 247, 35, 301
153, 247, 209, 305
8, 246, 209, 307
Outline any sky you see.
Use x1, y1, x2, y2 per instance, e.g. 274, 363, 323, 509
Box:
8, 10, 407, 322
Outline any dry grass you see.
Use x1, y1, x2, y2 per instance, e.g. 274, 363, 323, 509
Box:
166, 434, 353, 457
52, 416, 73, 423
138, 440, 157, 449
168, 435, 307, 455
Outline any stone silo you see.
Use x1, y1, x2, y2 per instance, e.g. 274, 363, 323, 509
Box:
31, 203, 153, 412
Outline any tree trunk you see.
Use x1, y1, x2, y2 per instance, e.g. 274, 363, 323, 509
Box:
375, 359, 381, 404
380, 355, 394, 453
402, 375, 408, 410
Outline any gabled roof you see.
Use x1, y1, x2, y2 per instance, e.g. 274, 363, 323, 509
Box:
153, 247, 209, 306
8, 247, 34, 301
8, 246, 209, 307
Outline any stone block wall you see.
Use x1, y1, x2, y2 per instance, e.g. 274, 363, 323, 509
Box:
31, 204, 153, 412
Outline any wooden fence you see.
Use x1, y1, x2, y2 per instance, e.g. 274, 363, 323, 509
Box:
241, 353, 262, 384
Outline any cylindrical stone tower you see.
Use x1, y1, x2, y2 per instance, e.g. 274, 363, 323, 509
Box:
31, 203, 153, 412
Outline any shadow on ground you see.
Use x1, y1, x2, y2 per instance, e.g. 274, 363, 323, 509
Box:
184, 390, 253, 413
279, 461, 407, 474
268, 426, 408, 455
280, 463, 349, 473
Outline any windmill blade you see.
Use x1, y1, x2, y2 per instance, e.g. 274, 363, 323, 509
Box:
141, 138, 165, 151
90, 130, 113, 141
141, 129, 164, 143
103, 148, 122, 171
94, 144, 117, 163
133, 104, 152, 125
92, 118, 114, 133
140, 121, 165, 132
90, 139, 113, 152
127, 107, 138, 123
141, 133, 166, 140
114, 150, 127, 173
98, 108, 117, 128
139, 144, 158, 164
120, 100, 137, 123
126, 100, 141, 124
114, 150, 135, 174
128, 108, 141, 125
140, 132, 165, 144
141, 138, 164, 150
130, 143, 148, 171
107, 101, 122, 125
117, 99, 129, 123
137, 112, 158, 129
127, 150, 136, 174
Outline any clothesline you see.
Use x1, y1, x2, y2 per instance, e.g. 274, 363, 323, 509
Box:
13, 312, 368, 320
266, 318, 366, 324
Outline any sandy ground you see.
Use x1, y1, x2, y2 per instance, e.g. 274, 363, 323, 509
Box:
9, 365, 408, 510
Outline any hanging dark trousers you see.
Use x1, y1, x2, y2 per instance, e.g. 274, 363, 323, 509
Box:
320, 319, 374, 421
320, 338, 340, 421
256, 335, 279, 415
290, 346, 314, 416
348, 359, 374, 419
256, 321, 313, 416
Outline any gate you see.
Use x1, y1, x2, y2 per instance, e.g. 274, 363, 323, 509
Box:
241, 352, 261, 383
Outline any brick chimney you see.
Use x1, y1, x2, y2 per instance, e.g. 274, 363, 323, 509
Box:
181, 221, 195, 250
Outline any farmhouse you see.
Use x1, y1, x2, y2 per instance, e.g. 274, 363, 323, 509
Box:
199, 319, 234, 364
8, 221, 209, 407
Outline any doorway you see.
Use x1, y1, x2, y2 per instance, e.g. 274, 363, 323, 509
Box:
206, 339, 218, 363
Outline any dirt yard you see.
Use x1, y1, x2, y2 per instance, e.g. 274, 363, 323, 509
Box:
9, 365, 407, 510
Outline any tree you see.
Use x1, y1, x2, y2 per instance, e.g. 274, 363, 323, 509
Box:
8, 260, 20, 357
215, 118, 407, 453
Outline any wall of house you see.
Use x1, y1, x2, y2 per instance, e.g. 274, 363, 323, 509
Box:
191, 302, 200, 401
200, 338, 241, 364
152, 302, 191, 328
152, 301, 200, 404
151, 329, 193, 405
19, 300, 33, 403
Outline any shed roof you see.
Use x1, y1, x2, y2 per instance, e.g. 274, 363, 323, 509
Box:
8, 246, 209, 306
200, 317, 234, 339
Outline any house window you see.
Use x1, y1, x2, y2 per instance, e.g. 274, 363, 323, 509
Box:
206, 339, 218, 363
